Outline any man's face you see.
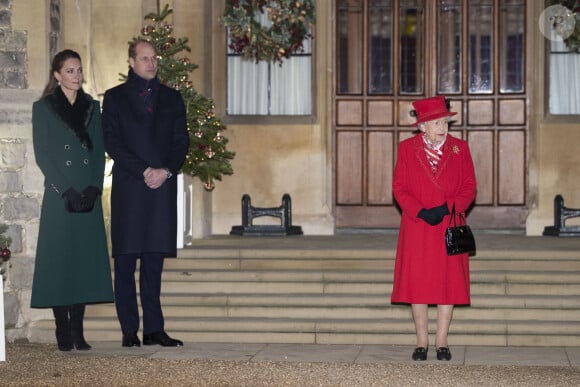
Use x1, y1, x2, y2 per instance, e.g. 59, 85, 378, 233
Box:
129, 42, 158, 80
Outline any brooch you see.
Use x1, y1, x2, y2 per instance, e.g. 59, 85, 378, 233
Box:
452, 145, 460, 154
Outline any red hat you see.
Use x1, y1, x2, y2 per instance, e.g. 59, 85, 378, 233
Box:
411, 95, 457, 126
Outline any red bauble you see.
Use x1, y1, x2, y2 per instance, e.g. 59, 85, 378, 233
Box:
1, 247, 11, 261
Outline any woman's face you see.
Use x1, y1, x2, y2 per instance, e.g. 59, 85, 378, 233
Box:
54, 58, 83, 95
421, 118, 449, 145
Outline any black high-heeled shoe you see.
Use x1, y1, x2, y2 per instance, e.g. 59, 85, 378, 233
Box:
53, 306, 73, 352
412, 347, 428, 361
436, 347, 452, 361
70, 304, 91, 350
72, 337, 92, 351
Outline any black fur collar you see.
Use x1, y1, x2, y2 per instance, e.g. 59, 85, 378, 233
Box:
44, 87, 94, 150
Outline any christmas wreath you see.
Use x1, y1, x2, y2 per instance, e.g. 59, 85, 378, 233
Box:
549, 0, 580, 52
222, 0, 315, 63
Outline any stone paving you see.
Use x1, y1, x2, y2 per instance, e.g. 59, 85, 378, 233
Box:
71, 342, 580, 367
1, 342, 580, 386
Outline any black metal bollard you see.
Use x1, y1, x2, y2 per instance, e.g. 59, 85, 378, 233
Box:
543, 195, 580, 237
230, 194, 303, 236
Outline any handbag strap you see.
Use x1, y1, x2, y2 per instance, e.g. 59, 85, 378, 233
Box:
458, 211, 467, 226
448, 203, 457, 227
448, 203, 467, 227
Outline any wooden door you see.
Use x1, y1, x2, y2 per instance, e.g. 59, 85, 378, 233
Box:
334, 0, 528, 229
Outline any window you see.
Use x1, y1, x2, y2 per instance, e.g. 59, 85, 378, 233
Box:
549, 40, 580, 115
368, 0, 393, 94
499, 0, 524, 93
468, 0, 493, 94
437, 0, 461, 94
226, 12, 313, 116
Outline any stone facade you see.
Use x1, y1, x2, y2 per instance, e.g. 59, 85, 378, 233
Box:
1, 0, 580, 344
0, 0, 47, 341
0, 0, 27, 89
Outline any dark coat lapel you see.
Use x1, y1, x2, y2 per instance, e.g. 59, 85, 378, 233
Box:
44, 87, 94, 149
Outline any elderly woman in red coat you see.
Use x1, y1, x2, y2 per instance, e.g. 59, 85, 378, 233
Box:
391, 95, 476, 362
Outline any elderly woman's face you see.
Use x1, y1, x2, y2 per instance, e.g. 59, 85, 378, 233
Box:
421, 118, 449, 145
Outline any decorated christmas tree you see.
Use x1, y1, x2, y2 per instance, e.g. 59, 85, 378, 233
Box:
127, 3, 235, 191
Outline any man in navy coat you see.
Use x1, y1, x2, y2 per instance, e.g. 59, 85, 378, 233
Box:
102, 39, 190, 347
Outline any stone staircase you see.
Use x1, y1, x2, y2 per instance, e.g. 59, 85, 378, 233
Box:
29, 234, 580, 347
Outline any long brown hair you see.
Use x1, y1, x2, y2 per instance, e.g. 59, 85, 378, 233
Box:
41, 49, 82, 98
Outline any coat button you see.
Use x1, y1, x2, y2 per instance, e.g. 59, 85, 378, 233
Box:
83, 159, 89, 164
66, 161, 72, 166
64, 144, 70, 150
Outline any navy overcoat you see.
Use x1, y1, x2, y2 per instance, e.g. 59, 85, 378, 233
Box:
102, 81, 189, 257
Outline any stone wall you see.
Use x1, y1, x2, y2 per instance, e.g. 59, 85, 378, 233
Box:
0, 0, 49, 341
0, 0, 26, 89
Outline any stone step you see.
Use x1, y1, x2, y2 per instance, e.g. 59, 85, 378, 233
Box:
158, 268, 580, 282
157, 269, 580, 287
27, 238, 580, 347
165, 253, 580, 271
162, 258, 580, 271
141, 279, 580, 296
84, 302, 580, 321
84, 293, 580, 312
80, 317, 580, 336
31, 317, 580, 347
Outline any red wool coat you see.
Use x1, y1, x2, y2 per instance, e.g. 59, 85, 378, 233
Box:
391, 133, 476, 305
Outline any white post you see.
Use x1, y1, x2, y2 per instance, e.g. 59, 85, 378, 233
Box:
0, 275, 5, 362
176, 174, 184, 248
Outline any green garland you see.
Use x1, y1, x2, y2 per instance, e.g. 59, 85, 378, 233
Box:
223, 0, 315, 63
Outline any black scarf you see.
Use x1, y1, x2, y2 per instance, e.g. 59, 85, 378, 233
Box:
127, 68, 160, 114
44, 86, 94, 150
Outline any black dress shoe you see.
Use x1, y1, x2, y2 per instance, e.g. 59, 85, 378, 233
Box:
412, 347, 428, 361
436, 347, 452, 361
122, 332, 141, 347
143, 331, 183, 347
57, 343, 74, 352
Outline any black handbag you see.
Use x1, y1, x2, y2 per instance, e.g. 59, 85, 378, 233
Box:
445, 204, 476, 256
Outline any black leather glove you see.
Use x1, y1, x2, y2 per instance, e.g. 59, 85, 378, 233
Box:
431, 203, 450, 219
82, 186, 101, 210
62, 188, 86, 213
417, 203, 449, 226
418, 208, 440, 226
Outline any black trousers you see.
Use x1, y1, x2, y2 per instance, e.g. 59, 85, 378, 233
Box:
114, 253, 165, 335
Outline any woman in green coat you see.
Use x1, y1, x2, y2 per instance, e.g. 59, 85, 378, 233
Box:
31, 49, 114, 351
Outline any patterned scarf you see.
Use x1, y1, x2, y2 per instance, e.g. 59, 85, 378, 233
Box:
127, 68, 160, 114
423, 133, 445, 174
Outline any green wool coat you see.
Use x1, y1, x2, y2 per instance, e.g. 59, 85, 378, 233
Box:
30, 91, 114, 308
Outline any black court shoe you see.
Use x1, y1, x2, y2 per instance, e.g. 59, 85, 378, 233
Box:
436, 347, 452, 361
412, 347, 428, 361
